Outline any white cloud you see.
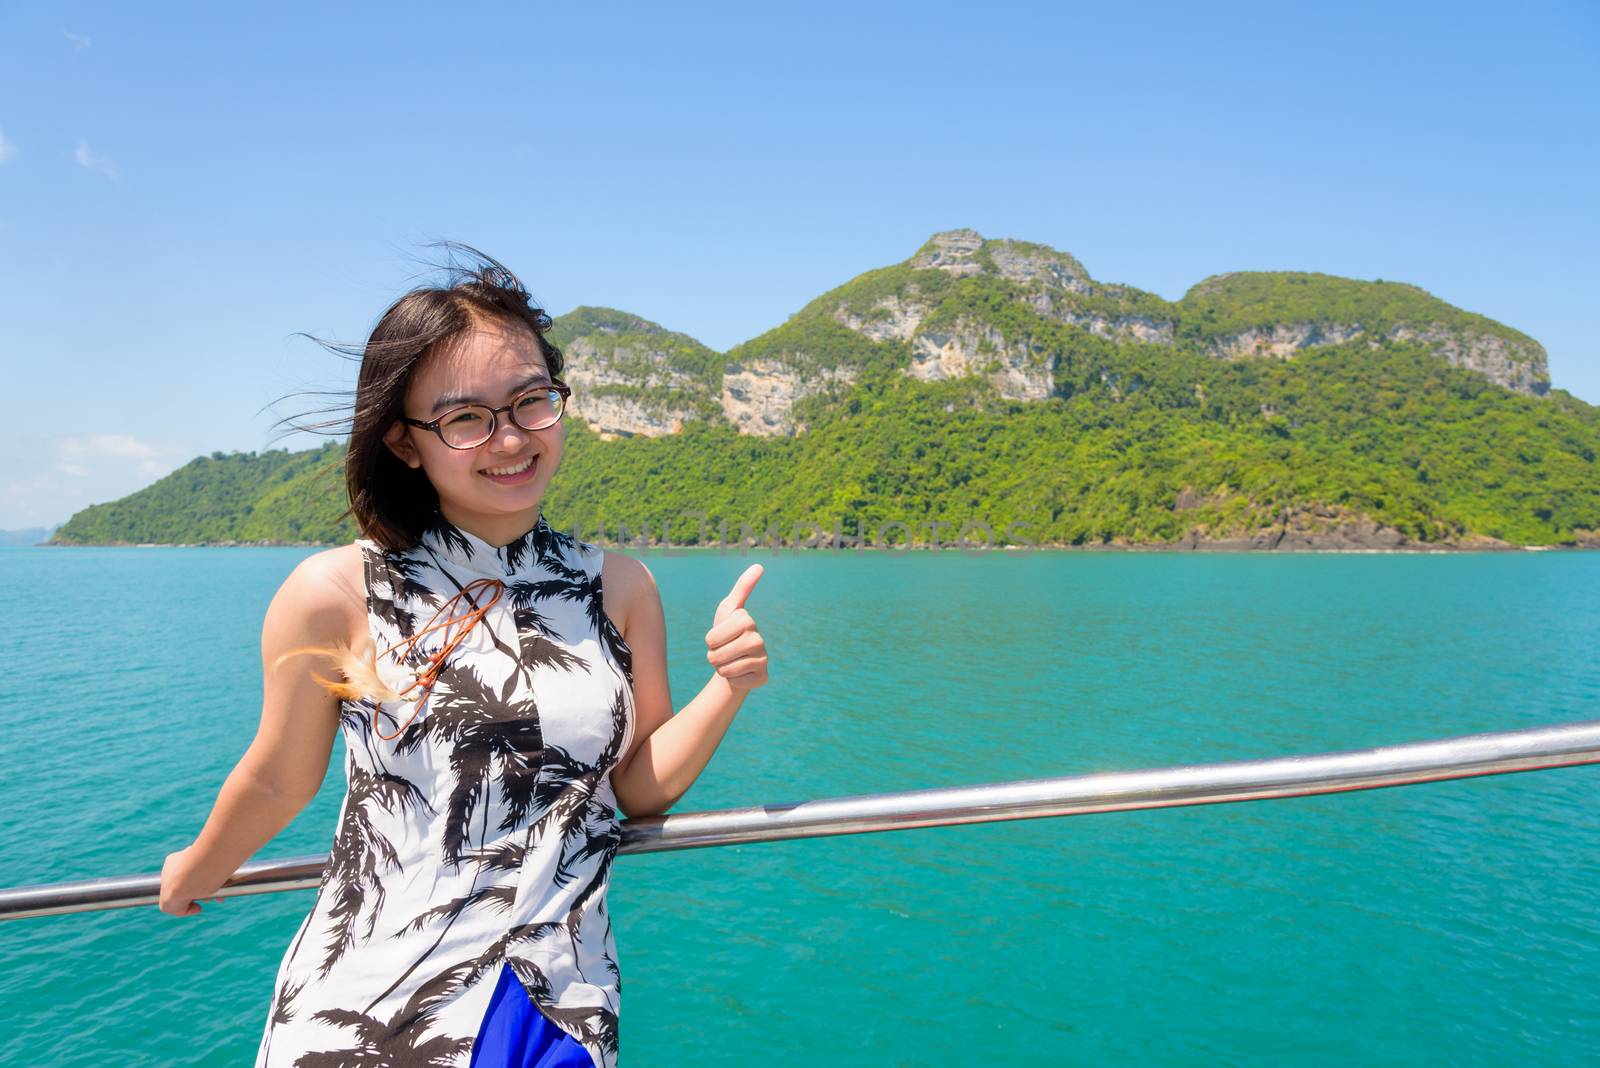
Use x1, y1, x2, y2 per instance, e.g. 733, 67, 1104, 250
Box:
0, 436, 190, 526
64, 31, 92, 50
62, 434, 161, 461
74, 140, 119, 180
0, 127, 13, 165
59, 435, 180, 479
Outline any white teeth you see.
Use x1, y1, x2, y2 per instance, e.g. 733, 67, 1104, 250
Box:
484, 457, 535, 476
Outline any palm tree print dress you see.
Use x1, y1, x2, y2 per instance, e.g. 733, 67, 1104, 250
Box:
255, 511, 635, 1068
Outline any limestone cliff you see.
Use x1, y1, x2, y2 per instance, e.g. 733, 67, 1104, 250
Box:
826, 232, 1551, 399
839, 229, 1179, 383
1181, 271, 1550, 395
720, 359, 857, 436
546, 307, 724, 439
550, 230, 1556, 439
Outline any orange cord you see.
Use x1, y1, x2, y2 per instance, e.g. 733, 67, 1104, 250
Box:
373, 576, 506, 741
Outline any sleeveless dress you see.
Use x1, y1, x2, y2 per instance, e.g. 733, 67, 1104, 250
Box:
255, 511, 636, 1068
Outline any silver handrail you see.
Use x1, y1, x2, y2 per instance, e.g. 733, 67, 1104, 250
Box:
4, 718, 1597, 922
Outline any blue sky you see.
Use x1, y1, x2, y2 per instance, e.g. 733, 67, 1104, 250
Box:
1, 1, 1596, 529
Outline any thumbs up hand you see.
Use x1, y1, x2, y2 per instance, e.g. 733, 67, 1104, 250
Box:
705, 564, 769, 693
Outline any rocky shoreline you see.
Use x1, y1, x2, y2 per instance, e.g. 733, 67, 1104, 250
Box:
42, 502, 1600, 553
44, 534, 1600, 552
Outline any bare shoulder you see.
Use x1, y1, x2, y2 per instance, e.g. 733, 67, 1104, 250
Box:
600, 549, 658, 640
281, 544, 365, 605
267, 544, 367, 646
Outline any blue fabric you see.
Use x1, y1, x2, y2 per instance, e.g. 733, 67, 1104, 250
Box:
468, 961, 596, 1068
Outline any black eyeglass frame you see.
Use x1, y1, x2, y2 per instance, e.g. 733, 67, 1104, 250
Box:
401, 381, 573, 450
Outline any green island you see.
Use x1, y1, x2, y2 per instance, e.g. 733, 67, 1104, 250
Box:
51, 231, 1600, 551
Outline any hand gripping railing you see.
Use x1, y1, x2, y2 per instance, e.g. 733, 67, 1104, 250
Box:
3, 718, 1598, 922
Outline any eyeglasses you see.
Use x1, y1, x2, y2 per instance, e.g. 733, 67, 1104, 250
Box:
402, 382, 572, 450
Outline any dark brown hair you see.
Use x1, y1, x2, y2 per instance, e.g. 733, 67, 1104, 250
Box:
280, 243, 565, 551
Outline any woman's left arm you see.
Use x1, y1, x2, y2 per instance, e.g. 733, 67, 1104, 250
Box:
606, 556, 768, 817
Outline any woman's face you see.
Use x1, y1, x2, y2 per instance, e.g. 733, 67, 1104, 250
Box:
382, 314, 565, 541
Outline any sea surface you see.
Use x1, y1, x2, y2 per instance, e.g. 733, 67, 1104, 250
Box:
1, 543, 1596, 1066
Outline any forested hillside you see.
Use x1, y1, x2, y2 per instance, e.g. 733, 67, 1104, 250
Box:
52, 443, 352, 545
51, 231, 1600, 550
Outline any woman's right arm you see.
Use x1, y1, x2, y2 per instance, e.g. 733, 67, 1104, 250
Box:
158, 546, 363, 917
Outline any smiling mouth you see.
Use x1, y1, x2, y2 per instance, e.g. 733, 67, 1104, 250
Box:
484, 456, 534, 476
482, 455, 538, 481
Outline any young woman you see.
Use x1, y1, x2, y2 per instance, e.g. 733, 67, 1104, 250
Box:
158, 249, 769, 1068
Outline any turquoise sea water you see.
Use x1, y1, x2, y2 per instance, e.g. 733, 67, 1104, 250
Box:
1, 544, 1596, 1065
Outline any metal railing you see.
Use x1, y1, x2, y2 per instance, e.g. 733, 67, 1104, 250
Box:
4, 718, 1597, 922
